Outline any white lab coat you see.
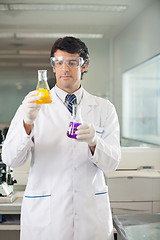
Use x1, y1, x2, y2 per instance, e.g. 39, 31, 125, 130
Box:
2, 87, 121, 240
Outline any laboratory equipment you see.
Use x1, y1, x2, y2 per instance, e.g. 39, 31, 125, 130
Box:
0, 132, 17, 203
34, 70, 52, 104
0, 158, 17, 202
67, 104, 82, 139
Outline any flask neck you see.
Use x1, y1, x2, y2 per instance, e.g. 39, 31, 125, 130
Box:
72, 104, 82, 123
38, 70, 47, 81
37, 70, 49, 90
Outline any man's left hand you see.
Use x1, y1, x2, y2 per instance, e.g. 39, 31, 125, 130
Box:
76, 123, 97, 147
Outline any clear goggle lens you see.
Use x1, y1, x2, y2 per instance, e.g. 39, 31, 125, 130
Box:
50, 56, 85, 69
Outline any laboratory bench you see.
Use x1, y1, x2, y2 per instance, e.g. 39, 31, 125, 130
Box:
113, 213, 160, 240
0, 191, 23, 240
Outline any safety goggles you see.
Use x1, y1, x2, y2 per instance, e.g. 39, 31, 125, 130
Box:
50, 56, 85, 69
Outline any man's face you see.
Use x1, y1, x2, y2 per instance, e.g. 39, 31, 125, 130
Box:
53, 50, 87, 93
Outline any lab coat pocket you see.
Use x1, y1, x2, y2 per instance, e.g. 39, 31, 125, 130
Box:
22, 191, 51, 227
95, 186, 111, 223
95, 186, 114, 239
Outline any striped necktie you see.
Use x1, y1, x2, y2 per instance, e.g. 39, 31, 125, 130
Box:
66, 94, 77, 114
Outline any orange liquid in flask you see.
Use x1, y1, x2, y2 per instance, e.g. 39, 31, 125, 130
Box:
35, 89, 52, 104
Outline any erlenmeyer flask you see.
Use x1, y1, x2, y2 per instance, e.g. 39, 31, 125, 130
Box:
67, 104, 82, 139
34, 70, 52, 104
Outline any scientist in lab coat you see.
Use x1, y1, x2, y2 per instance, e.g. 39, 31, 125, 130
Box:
2, 36, 121, 240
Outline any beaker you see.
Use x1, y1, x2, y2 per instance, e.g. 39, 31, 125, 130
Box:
67, 104, 82, 139
34, 70, 52, 104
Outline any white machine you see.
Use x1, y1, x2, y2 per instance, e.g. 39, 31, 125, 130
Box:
105, 168, 160, 215
105, 147, 160, 215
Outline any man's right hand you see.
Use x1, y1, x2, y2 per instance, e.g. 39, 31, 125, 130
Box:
22, 90, 41, 126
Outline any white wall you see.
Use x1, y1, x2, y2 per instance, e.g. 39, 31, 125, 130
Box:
113, 0, 160, 128
82, 38, 110, 98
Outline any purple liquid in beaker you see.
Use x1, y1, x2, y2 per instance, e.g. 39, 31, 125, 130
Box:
67, 122, 81, 139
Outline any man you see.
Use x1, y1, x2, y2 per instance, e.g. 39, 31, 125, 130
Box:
2, 36, 121, 240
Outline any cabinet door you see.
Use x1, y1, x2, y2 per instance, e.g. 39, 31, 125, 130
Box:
153, 202, 160, 213
107, 177, 152, 201
111, 201, 152, 215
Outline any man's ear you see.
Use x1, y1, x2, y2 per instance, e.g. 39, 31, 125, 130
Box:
81, 62, 88, 73
52, 67, 56, 73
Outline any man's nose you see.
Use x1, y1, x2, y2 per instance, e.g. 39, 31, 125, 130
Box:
62, 61, 70, 70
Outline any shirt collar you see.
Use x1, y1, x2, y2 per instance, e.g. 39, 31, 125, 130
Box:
54, 85, 83, 104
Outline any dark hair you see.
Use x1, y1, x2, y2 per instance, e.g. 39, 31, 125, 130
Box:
50, 36, 89, 79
